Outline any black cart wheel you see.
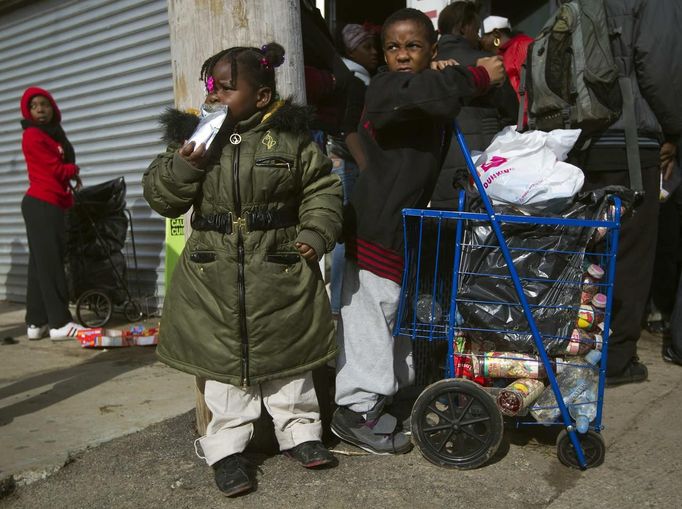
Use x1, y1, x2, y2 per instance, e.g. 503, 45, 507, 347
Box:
556, 429, 605, 469
76, 290, 113, 327
411, 379, 503, 469
123, 300, 143, 322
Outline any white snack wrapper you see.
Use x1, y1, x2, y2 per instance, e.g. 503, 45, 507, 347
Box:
187, 104, 228, 150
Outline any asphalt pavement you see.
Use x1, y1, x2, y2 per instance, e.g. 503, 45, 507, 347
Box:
1, 300, 681, 508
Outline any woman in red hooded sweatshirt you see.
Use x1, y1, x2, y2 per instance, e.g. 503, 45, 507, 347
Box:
20, 87, 84, 340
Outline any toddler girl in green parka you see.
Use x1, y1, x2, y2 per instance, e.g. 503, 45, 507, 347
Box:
143, 42, 343, 496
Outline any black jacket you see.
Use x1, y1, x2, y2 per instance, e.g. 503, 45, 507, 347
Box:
346, 65, 483, 254
430, 35, 519, 209
603, 0, 682, 144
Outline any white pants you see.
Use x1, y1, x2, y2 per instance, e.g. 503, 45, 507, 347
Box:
198, 371, 322, 465
335, 260, 415, 414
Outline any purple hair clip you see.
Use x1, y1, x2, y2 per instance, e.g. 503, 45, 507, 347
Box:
205, 76, 215, 94
260, 57, 271, 69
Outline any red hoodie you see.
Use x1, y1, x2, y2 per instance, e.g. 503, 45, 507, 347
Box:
499, 33, 533, 128
21, 87, 78, 209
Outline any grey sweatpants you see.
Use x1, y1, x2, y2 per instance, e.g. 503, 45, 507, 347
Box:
335, 260, 414, 413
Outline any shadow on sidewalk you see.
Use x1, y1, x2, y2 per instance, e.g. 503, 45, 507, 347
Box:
0, 347, 157, 426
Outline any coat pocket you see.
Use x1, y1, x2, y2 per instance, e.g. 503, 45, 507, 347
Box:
189, 251, 217, 263
253, 156, 297, 199
262, 251, 303, 274
265, 253, 300, 265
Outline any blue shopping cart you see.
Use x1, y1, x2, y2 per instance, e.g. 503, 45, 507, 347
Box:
395, 122, 622, 470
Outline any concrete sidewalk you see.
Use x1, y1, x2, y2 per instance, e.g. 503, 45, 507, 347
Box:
0, 301, 195, 483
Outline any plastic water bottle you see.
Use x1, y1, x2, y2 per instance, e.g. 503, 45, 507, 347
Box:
569, 387, 598, 433
530, 350, 601, 423
416, 294, 442, 324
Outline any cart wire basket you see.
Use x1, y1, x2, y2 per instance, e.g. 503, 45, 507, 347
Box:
395, 122, 621, 470
66, 177, 145, 327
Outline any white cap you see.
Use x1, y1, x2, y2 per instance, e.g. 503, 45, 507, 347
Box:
482, 15, 511, 35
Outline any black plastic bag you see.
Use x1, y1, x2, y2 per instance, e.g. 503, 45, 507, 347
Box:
457, 186, 634, 355
66, 177, 128, 299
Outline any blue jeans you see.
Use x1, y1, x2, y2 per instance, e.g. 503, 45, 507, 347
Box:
330, 159, 359, 313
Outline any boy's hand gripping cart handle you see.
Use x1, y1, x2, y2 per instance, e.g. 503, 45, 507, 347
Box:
453, 121, 620, 469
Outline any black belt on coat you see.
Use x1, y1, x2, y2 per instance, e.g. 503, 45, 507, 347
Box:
190, 207, 299, 234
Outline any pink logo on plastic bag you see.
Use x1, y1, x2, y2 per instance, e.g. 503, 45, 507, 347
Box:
480, 155, 508, 173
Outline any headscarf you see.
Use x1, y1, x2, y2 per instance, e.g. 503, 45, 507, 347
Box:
342, 23, 374, 52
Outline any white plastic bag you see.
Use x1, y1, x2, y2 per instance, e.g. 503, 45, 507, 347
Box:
473, 126, 585, 206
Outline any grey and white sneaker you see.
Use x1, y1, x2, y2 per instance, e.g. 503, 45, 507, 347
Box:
331, 404, 412, 455
27, 324, 49, 340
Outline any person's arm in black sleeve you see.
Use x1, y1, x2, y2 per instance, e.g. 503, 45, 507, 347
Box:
489, 80, 519, 124
634, 0, 682, 143
365, 65, 490, 129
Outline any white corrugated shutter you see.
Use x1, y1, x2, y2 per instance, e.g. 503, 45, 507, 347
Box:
0, 0, 173, 309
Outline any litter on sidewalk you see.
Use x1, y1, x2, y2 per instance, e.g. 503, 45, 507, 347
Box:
76, 325, 159, 348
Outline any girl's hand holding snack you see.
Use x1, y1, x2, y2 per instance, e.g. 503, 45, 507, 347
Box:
296, 242, 318, 262
178, 140, 209, 168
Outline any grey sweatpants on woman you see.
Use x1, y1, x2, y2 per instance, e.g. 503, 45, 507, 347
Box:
334, 260, 414, 414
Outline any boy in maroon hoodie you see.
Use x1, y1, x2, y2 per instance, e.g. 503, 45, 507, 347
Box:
20, 87, 84, 340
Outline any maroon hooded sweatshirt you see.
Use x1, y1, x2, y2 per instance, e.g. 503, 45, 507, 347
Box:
20, 87, 78, 209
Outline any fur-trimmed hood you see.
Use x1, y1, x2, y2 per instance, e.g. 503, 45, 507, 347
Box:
158, 100, 315, 144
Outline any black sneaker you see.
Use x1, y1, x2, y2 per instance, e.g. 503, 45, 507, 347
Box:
330, 405, 412, 455
662, 344, 682, 366
283, 441, 338, 468
606, 358, 648, 387
212, 454, 253, 497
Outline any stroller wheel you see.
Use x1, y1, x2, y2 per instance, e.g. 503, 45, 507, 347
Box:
76, 290, 113, 327
411, 379, 503, 469
123, 300, 143, 322
556, 429, 605, 469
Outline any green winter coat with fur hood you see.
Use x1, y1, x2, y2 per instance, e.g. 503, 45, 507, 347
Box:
143, 101, 342, 386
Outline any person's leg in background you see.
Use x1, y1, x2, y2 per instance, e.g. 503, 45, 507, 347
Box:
647, 186, 682, 333
21, 195, 73, 330
582, 149, 660, 385
23, 240, 48, 336
664, 268, 682, 365
329, 157, 359, 315
662, 185, 682, 365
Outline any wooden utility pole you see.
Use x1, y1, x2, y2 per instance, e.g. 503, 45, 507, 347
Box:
167, 0, 305, 109
166, 0, 305, 436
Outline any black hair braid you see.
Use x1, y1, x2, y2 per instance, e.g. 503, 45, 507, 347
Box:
200, 48, 233, 83
199, 42, 285, 96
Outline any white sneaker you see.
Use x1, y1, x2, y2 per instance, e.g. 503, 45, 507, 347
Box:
49, 322, 85, 341
27, 324, 49, 340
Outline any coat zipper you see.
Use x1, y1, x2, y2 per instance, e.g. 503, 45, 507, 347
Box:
232, 129, 249, 387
